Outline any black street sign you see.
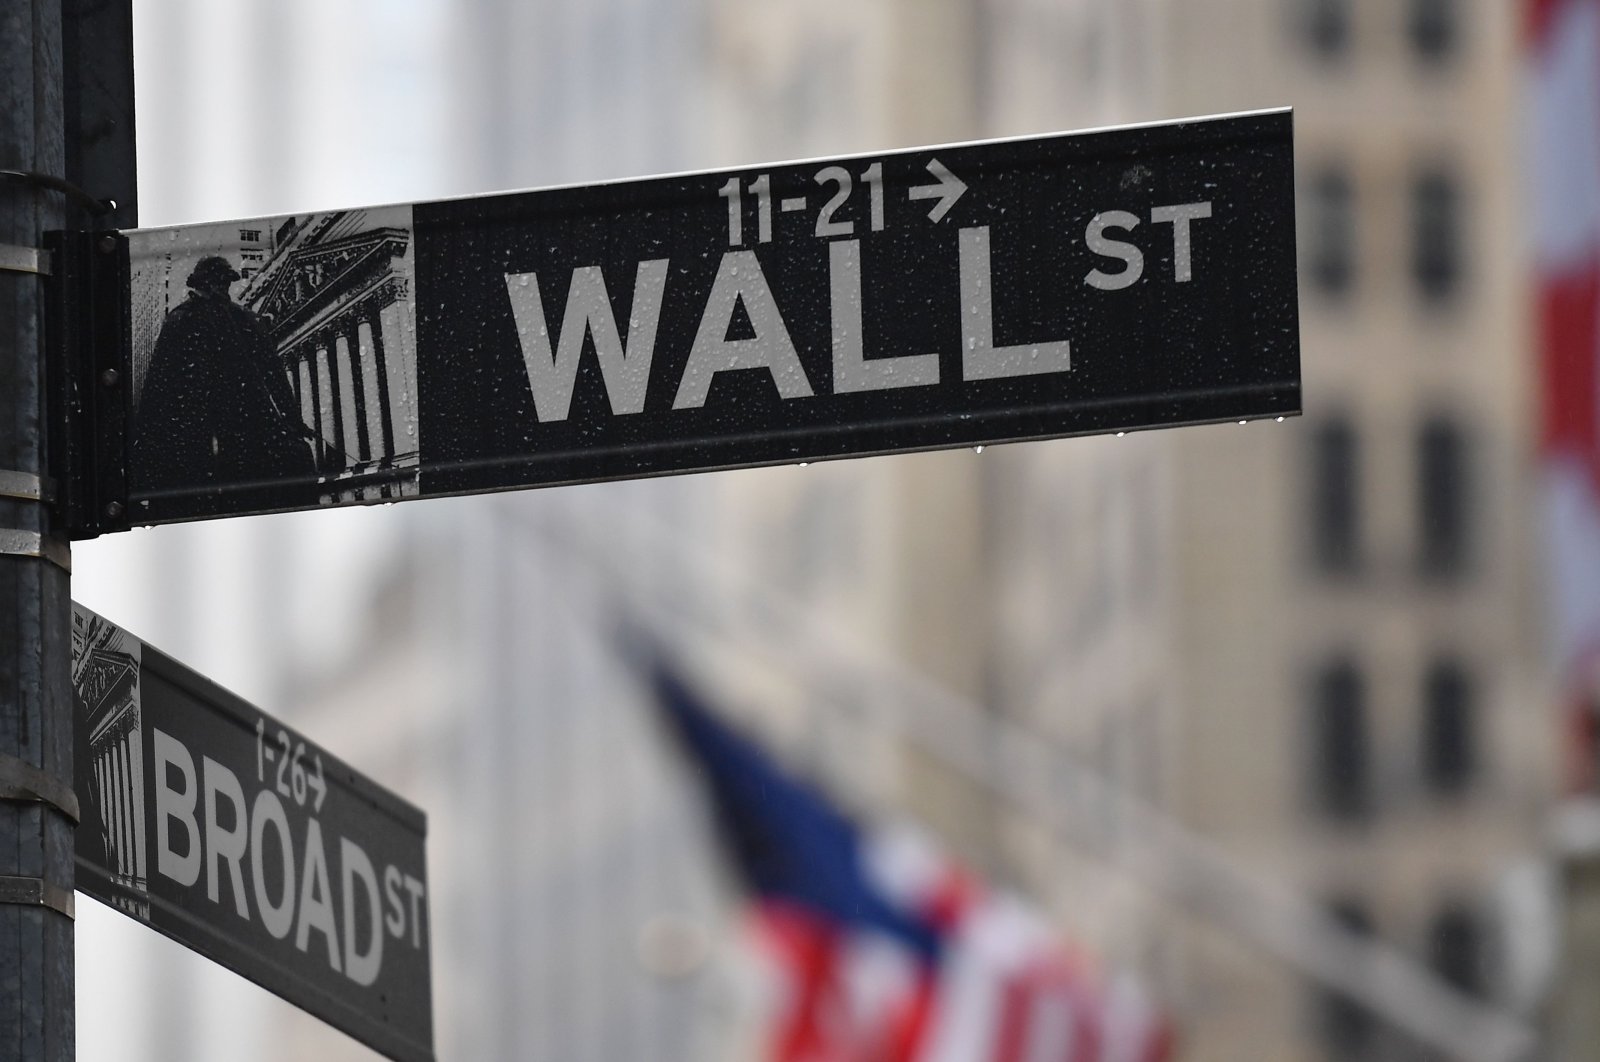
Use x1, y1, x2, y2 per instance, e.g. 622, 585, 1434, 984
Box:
70, 604, 433, 1062
58, 109, 1298, 537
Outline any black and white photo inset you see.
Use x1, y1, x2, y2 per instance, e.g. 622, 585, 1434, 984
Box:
127, 207, 420, 518
71, 605, 148, 920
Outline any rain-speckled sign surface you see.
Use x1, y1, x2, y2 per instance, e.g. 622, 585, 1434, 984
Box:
69, 109, 1298, 534
71, 604, 434, 1062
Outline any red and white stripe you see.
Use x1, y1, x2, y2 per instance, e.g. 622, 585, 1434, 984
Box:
746, 827, 1172, 1062
1531, 0, 1600, 788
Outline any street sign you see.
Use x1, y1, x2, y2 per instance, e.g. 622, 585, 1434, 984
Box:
58, 109, 1299, 537
70, 604, 433, 1062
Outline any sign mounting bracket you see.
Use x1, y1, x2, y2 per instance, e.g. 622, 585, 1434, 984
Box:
47, 230, 130, 539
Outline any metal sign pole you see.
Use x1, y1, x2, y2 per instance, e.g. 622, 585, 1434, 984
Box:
0, 0, 75, 1059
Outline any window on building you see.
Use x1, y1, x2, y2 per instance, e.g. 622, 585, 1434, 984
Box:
1412, 167, 1464, 303
1422, 656, 1476, 795
1428, 900, 1485, 998
1318, 898, 1377, 1056
239, 228, 261, 242
1299, 0, 1352, 57
1307, 167, 1356, 297
1417, 415, 1473, 580
1309, 418, 1361, 576
1409, 0, 1459, 61
1311, 656, 1370, 821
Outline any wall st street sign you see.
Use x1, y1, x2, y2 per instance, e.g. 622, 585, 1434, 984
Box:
70, 605, 433, 1062
55, 109, 1298, 536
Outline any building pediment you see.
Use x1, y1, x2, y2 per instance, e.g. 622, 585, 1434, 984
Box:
79, 649, 137, 731
249, 227, 410, 350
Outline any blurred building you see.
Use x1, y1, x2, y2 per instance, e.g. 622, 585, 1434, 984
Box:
1199, 2, 1546, 1057
700, 1, 1555, 1061
978, 2, 1551, 1060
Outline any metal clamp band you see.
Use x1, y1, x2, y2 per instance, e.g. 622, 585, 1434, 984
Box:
0, 751, 81, 825
0, 530, 71, 573
0, 168, 115, 217
0, 875, 75, 920
0, 243, 52, 276
0, 470, 55, 503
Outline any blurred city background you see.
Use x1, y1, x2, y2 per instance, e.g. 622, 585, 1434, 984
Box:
64, 0, 1590, 1059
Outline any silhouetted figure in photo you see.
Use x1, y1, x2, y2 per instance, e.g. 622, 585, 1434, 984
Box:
132, 256, 318, 502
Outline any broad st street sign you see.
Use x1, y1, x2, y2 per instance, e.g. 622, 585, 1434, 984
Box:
70, 605, 433, 1062
54, 109, 1299, 537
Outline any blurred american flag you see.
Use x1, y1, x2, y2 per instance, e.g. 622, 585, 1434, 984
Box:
648, 657, 1172, 1062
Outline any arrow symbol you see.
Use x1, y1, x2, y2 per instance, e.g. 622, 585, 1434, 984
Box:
908, 158, 967, 223
307, 753, 327, 812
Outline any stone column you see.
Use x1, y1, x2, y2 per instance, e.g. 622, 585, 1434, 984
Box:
316, 341, 340, 468
127, 725, 146, 884
111, 738, 130, 881
94, 754, 113, 873
381, 299, 419, 456
358, 313, 387, 462
335, 328, 364, 464
297, 355, 318, 456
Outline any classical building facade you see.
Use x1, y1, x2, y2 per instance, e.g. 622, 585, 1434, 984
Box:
71, 609, 149, 920
240, 209, 421, 503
